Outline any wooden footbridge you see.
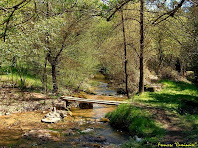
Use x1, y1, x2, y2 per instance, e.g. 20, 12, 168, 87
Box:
60, 96, 127, 106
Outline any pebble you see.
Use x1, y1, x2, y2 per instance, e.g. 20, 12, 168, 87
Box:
81, 128, 94, 133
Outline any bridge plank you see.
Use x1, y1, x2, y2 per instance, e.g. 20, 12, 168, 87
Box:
60, 96, 126, 106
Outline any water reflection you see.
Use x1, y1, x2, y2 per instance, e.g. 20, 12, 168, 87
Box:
68, 74, 129, 146
71, 104, 116, 119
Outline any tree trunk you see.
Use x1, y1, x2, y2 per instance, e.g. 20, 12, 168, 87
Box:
157, 35, 163, 75
121, 10, 129, 98
139, 0, 144, 94
43, 0, 49, 93
182, 63, 186, 77
175, 58, 181, 73
42, 55, 48, 93
51, 63, 58, 93
12, 56, 16, 67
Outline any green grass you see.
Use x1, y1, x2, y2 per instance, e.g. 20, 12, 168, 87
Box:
0, 66, 43, 89
89, 80, 100, 87
0, 74, 42, 88
106, 80, 198, 147
133, 80, 198, 112
106, 104, 165, 146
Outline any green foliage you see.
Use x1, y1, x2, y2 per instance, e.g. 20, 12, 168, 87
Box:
0, 0, 197, 95
184, 114, 198, 142
0, 66, 42, 89
122, 137, 158, 148
0, 0, 106, 93
106, 104, 165, 138
107, 80, 198, 146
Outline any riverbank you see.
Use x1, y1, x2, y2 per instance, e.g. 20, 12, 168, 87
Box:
106, 80, 198, 147
0, 74, 129, 147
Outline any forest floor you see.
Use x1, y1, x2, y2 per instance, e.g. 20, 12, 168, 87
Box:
130, 80, 198, 146
0, 80, 197, 147
133, 103, 188, 143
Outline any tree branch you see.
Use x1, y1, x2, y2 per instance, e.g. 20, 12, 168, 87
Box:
3, 8, 16, 42
107, 0, 131, 21
152, 0, 185, 25
127, 43, 140, 58
1, 0, 32, 42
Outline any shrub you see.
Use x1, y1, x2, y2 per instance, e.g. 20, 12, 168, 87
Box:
106, 104, 164, 138
159, 67, 180, 80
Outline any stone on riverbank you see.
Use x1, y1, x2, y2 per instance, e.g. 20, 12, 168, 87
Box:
81, 135, 106, 142
23, 129, 60, 141
41, 108, 67, 123
79, 103, 93, 109
52, 100, 66, 110
81, 128, 94, 133
98, 117, 110, 123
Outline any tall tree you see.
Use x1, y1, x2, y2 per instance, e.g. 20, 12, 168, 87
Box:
139, 0, 144, 93
121, 9, 129, 98
103, 0, 186, 93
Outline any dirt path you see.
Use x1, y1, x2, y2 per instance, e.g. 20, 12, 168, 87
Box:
151, 108, 186, 143
133, 102, 189, 143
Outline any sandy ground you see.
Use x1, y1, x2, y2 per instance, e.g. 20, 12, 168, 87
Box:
0, 88, 79, 146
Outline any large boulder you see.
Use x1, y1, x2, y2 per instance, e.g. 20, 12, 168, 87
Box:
79, 103, 93, 109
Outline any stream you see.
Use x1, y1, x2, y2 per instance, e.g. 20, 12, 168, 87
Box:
65, 73, 129, 147
0, 73, 130, 148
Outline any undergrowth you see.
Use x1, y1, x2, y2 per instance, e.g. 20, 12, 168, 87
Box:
106, 104, 165, 147
0, 66, 43, 90
106, 80, 198, 147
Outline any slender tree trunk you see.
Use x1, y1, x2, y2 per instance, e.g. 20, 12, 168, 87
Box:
42, 55, 48, 93
12, 56, 16, 67
51, 63, 58, 93
9, 65, 14, 87
175, 58, 181, 73
42, 0, 49, 93
139, 0, 144, 94
182, 63, 186, 77
121, 10, 129, 98
157, 36, 163, 75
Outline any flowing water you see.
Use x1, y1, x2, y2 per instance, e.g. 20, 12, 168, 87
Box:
0, 73, 129, 147
67, 73, 129, 147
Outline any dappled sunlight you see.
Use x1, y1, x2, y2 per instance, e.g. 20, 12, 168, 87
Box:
0, 0, 197, 147
133, 81, 198, 112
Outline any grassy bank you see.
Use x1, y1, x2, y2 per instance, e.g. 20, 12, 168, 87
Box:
106, 104, 165, 147
0, 65, 92, 93
0, 66, 43, 90
106, 80, 198, 147
133, 80, 198, 112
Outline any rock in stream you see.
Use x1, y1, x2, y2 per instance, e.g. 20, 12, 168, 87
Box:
41, 107, 66, 123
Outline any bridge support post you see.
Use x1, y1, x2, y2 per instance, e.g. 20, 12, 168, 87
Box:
65, 100, 69, 107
